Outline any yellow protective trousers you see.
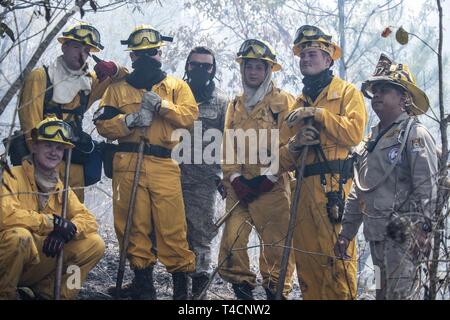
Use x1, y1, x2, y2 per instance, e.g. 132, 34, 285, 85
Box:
112, 152, 196, 273
293, 175, 357, 300
218, 181, 295, 298
0, 227, 104, 300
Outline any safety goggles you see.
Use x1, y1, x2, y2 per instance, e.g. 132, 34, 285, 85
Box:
237, 39, 276, 61
293, 25, 332, 45
121, 28, 173, 47
188, 61, 214, 70
63, 25, 104, 50
38, 121, 74, 142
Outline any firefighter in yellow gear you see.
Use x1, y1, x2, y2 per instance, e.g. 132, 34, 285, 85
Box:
219, 39, 296, 300
18, 22, 125, 202
278, 25, 367, 300
94, 25, 197, 300
0, 117, 105, 300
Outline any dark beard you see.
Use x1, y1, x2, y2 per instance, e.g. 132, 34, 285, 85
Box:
126, 56, 167, 90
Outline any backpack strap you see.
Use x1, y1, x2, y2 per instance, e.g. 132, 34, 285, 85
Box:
42, 65, 91, 120
353, 117, 415, 193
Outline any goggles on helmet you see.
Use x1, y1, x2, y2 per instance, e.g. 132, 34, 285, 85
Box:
237, 39, 276, 61
38, 120, 74, 143
63, 24, 104, 50
293, 25, 332, 45
121, 28, 173, 47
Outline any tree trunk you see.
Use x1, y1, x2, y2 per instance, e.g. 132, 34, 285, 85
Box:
429, 0, 448, 300
338, 0, 346, 79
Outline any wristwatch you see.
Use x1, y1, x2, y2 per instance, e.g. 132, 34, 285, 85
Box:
422, 221, 432, 233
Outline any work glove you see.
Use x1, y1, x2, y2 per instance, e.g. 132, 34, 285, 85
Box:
285, 107, 319, 128
386, 214, 409, 243
247, 175, 275, 194
94, 59, 118, 82
43, 231, 65, 258
53, 214, 77, 243
287, 124, 320, 155
231, 176, 259, 204
125, 110, 154, 128
141, 91, 162, 113
334, 235, 352, 260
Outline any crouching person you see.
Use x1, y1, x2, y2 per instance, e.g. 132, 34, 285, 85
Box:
0, 117, 105, 300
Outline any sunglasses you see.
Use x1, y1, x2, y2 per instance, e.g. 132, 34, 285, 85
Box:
188, 61, 214, 70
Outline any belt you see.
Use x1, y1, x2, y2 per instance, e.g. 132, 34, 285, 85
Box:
303, 159, 354, 178
116, 143, 172, 158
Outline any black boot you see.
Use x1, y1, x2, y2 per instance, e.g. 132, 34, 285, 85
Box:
108, 266, 156, 300
172, 272, 189, 300
232, 283, 254, 300
191, 274, 210, 300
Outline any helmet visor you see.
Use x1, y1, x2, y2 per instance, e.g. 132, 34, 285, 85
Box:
63, 25, 104, 50
121, 28, 173, 47
237, 39, 276, 61
294, 25, 332, 45
38, 121, 74, 143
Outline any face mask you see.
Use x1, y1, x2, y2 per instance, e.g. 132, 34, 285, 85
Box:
131, 54, 161, 70
126, 54, 166, 90
187, 67, 212, 89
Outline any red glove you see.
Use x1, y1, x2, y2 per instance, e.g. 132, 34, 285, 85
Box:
94, 60, 117, 82
231, 176, 258, 204
333, 235, 351, 260
248, 175, 275, 193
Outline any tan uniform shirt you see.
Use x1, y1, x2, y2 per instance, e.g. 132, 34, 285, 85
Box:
341, 112, 438, 241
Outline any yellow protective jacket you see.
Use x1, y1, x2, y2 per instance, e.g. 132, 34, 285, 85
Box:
279, 76, 367, 171
18, 67, 126, 148
222, 84, 295, 181
0, 158, 99, 239
95, 75, 198, 149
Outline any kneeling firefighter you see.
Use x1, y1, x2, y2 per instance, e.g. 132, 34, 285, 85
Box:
0, 117, 105, 300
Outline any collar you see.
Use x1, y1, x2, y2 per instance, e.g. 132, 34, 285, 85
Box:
236, 84, 276, 115
22, 158, 64, 203
299, 76, 345, 104
371, 112, 409, 137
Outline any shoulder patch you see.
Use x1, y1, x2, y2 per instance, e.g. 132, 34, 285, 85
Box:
411, 138, 425, 152
387, 147, 405, 164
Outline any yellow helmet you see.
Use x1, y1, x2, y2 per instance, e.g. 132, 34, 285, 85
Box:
292, 25, 341, 60
361, 54, 430, 115
236, 39, 282, 72
121, 25, 174, 51
58, 22, 104, 52
32, 117, 74, 148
